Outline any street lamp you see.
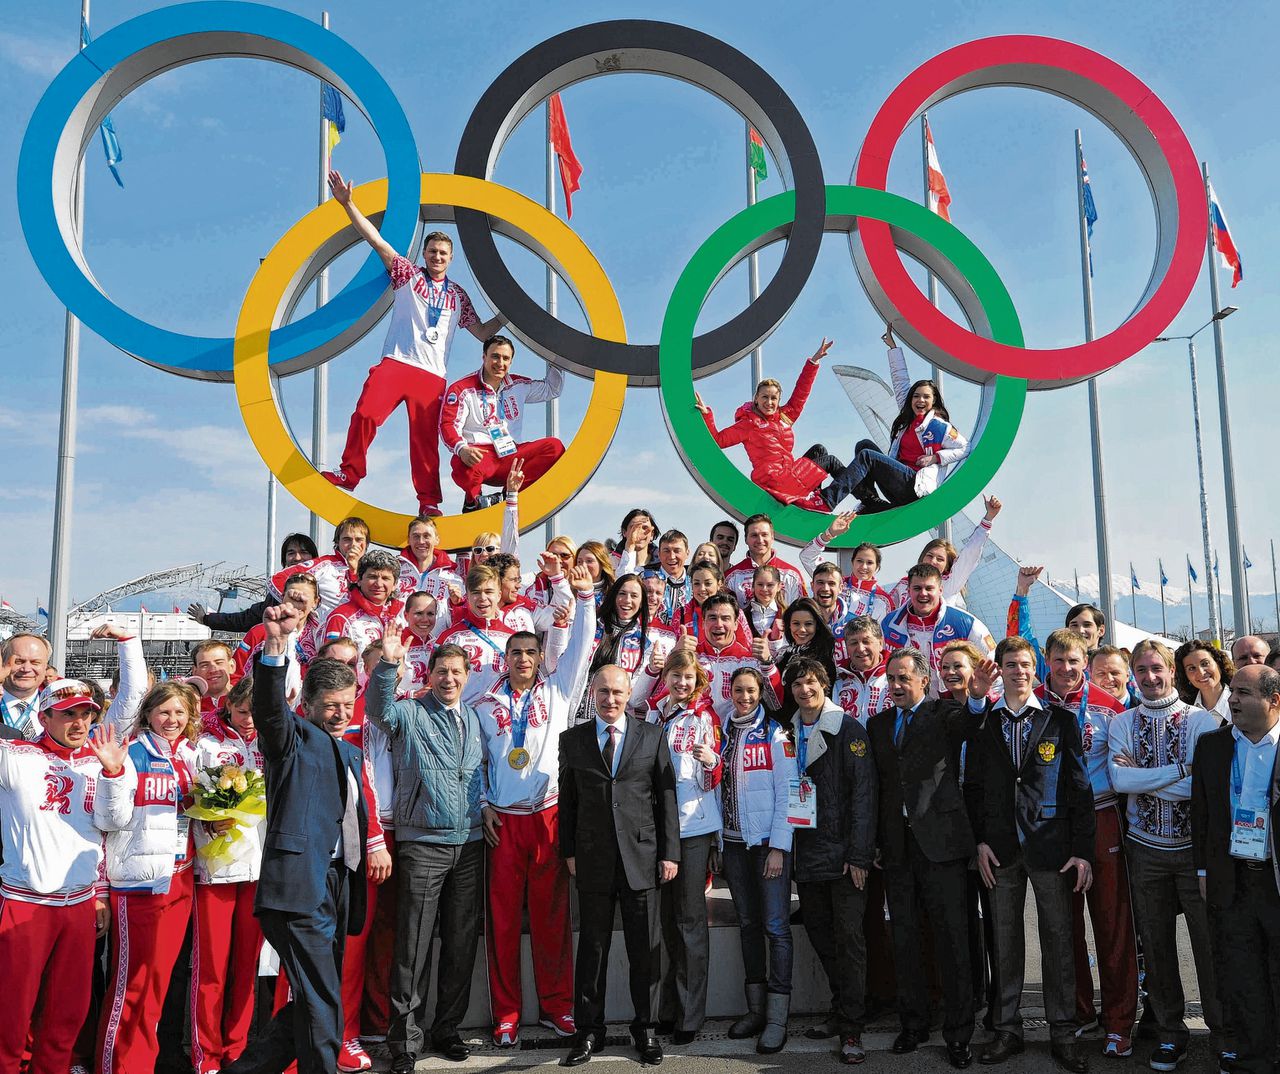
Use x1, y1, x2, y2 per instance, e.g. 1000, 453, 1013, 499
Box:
1154, 304, 1238, 644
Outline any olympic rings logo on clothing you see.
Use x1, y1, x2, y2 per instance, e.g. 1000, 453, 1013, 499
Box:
17, 5, 1206, 548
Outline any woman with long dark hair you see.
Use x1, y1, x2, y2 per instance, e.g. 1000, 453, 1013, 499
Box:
572, 572, 654, 723
775, 598, 838, 716
819, 327, 969, 511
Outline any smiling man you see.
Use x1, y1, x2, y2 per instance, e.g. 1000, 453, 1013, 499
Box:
1, 633, 51, 739
440, 335, 565, 513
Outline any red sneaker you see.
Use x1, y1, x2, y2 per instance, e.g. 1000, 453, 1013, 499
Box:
493, 1021, 519, 1047
337, 1038, 372, 1071
322, 468, 358, 491
539, 1012, 576, 1037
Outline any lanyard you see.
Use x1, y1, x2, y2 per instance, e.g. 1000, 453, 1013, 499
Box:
506, 681, 536, 750
796, 719, 815, 775
426, 276, 450, 328
480, 381, 509, 427
472, 626, 505, 661
1076, 682, 1090, 728
1233, 746, 1245, 800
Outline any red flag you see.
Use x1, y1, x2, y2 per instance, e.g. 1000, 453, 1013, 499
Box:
924, 118, 952, 222
548, 93, 583, 218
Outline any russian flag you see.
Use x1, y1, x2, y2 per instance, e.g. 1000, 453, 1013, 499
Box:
1207, 180, 1243, 287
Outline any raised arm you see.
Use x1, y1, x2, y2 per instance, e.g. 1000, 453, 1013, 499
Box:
252, 603, 305, 761
780, 338, 830, 422
329, 170, 397, 270
550, 572, 599, 698
694, 391, 748, 450
93, 625, 147, 734
943, 496, 999, 598
523, 363, 564, 405
883, 327, 911, 408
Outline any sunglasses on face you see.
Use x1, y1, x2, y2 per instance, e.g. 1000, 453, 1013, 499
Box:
472, 545, 498, 555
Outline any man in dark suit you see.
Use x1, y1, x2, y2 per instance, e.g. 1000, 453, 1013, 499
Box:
867, 647, 977, 1069
223, 604, 375, 1074
1192, 663, 1280, 1074
964, 637, 1094, 1073
559, 664, 680, 1066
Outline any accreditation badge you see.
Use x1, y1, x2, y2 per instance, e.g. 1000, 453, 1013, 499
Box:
175, 814, 192, 860
508, 747, 531, 770
1231, 806, 1269, 861
786, 776, 817, 828
489, 424, 517, 458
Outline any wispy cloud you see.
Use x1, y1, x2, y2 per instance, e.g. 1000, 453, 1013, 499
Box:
0, 29, 73, 79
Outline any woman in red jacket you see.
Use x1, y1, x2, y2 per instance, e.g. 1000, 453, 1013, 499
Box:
696, 339, 838, 511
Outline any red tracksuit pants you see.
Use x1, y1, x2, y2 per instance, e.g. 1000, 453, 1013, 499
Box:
486, 807, 573, 1026
1072, 803, 1139, 1035
98, 867, 195, 1074
0, 895, 96, 1074
362, 835, 398, 1036
339, 358, 446, 509
450, 438, 565, 502
191, 881, 263, 1073
273, 870, 378, 1066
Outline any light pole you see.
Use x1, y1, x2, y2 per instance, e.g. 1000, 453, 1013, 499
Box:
1154, 304, 1238, 646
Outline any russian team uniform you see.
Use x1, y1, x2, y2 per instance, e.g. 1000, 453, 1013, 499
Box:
437, 613, 517, 706
0, 735, 134, 1074
97, 732, 198, 1074
439, 367, 565, 502
271, 554, 357, 626
475, 590, 596, 1034
880, 599, 995, 698
881, 518, 993, 612
724, 552, 808, 606
335, 257, 479, 512
189, 723, 266, 1074
834, 663, 890, 724
397, 548, 462, 604
325, 592, 407, 659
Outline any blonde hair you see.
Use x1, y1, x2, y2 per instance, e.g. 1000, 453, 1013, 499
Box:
662, 648, 710, 700
576, 541, 616, 588
133, 682, 201, 744
1131, 638, 1176, 671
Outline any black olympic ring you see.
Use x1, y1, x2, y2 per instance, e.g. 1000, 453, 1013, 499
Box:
454, 19, 827, 386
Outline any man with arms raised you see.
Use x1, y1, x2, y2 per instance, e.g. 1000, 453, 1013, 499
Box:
559, 665, 680, 1066
323, 172, 503, 515
467, 565, 596, 1047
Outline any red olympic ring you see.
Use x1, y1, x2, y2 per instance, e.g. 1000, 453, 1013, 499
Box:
854, 35, 1207, 386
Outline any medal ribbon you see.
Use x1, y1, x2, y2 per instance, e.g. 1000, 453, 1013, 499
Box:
506, 681, 535, 752
426, 275, 450, 329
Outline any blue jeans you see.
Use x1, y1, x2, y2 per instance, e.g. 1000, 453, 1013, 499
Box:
823, 438, 918, 508
721, 840, 793, 995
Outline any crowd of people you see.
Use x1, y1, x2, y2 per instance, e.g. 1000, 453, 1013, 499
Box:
5, 497, 1280, 1074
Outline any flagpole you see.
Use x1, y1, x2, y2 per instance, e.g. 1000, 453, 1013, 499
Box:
1159, 560, 1167, 636
747, 121, 763, 390
1130, 565, 1138, 628
266, 473, 277, 579
1074, 568, 1080, 602
309, 9, 331, 545
1215, 550, 1226, 643
1185, 336, 1220, 644
544, 101, 560, 545
1203, 162, 1248, 636
1075, 131, 1115, 631
1187, 560, 1196, 639
48, 0, 91, 671
1244, 549, 1253, 630
1272, 539, 1279, 634
922, 115, 949, 544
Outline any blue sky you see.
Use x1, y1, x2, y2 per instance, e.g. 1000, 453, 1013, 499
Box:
3, 0, 1278, 618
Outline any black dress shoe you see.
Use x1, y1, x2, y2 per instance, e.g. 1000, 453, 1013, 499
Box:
978, 1032, 1025, 1065
434, 1035, 471, 1062
672, 1030, 697, 1045
563, 1034, 599, 1067
656, 1020, 676, 1035
948, 1042, 975, 1069
1051, 1042, 1088, 1073
632, 1030, 663, 1065
893, 1029, 929, 1054
389, 1055, 416, 1074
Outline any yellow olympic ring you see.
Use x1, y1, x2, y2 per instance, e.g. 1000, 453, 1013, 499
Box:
232, 173, 627, 548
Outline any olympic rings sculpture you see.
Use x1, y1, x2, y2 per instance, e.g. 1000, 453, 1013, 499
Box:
17, 4, 1206, 549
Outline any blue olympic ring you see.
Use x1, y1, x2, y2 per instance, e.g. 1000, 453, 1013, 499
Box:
16, 1, 422, 381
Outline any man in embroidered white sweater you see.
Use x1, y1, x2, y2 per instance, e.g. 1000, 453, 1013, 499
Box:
1107, 639, 1224, 1071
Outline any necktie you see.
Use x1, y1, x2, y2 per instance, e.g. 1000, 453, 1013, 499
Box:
341, 766, 361, 871
894, 708, 910, 749
602, 725, 618, 774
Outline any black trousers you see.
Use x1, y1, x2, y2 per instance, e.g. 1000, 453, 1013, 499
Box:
1212, 862, 1280, 1074
227, 861, 351, 1074
658, 832, 714, 1031
883, 836, 974, 1044
389, 839, 483, 1058
576, 855, 660, 1037
798, 875, 868, 1035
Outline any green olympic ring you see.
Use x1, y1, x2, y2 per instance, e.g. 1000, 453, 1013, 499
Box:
658, 185, 1028, 549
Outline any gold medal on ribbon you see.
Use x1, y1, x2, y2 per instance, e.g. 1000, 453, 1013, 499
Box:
508, 747, 531, 770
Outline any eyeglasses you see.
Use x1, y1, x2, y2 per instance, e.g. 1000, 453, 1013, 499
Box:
472, 545, 498, 555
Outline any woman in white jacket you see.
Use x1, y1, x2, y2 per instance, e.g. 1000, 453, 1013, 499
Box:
189, 675, 266, 1074
717, 666, 798, 1054
642, 650, 723, 1044
97, 681, 201, 1074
